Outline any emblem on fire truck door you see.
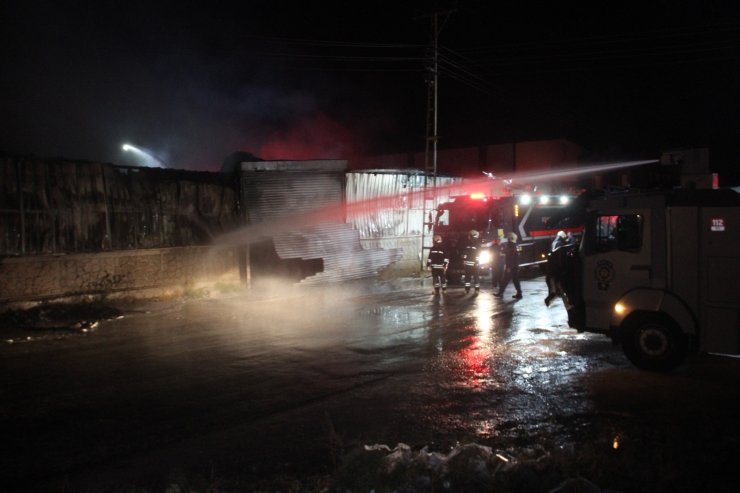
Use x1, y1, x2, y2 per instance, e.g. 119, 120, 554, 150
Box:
594, 260, 616, 291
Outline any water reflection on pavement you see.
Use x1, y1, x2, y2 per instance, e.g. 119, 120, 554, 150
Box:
1, 275, 738, 492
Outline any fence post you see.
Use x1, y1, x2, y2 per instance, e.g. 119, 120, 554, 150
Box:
43, 161, 56, 253
100, 163, 113, 250
17, 159, 25, 255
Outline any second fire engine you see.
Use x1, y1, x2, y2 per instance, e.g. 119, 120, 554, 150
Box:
431, 190, 581, 282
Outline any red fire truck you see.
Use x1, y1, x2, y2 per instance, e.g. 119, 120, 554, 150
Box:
432, 190, 582, 282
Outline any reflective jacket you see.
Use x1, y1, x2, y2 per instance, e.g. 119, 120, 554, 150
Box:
427, 246, 449, 269
462, 244, 479, 267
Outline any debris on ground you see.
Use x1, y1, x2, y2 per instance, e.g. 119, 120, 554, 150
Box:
330, 441, 605, 493
0, 301, 124, 341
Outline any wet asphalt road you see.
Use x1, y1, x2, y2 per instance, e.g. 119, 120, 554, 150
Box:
2, 275, 739, 492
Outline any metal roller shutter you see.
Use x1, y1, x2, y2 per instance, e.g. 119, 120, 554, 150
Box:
239, 160, 401, 284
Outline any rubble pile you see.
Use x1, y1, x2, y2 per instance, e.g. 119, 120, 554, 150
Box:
333, 442, 605, 493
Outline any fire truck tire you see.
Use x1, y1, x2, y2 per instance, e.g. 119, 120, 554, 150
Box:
621, 312, 688, 372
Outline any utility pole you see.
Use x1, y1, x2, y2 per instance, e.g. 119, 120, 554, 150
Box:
424, 13, 439, 182
420, 9, 453, 270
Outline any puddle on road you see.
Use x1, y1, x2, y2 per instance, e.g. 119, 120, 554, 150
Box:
389, 287, 623, 458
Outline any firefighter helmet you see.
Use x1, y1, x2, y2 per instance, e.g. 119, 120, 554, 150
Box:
557, 230, 567, 239
469, 229, 480, 239
433, 235, 442, 243
508, 232, 518, 242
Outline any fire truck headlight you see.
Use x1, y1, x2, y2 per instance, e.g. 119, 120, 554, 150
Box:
614, 303, 626, 315
479, 250, 492, 265
559, 195, 570, 205
519, 194, 532, 205
539, 195, 550, 205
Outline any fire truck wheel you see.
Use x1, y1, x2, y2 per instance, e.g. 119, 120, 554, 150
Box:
621, 312, 688, 372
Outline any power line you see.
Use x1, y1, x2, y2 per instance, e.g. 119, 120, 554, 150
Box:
256, 52, 426, 62
459, 21, 740, 54
448, 21, 740, 74
236, 35, 426, 49
435, 45, 593, 132
470, 39, 740, 66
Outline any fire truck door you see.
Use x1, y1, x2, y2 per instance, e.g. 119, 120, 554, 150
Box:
699, 207, 740, 354
581, 211, 651, 331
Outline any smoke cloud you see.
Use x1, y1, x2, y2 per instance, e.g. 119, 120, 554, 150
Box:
259, 112, 359, 162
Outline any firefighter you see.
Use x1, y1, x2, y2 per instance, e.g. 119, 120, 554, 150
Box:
426, 234, 449, 294
551, 230, 567, 252
491, 231, 506, 289
495, 232, 522, 299
545, 231, 567, 306
462, 229, 481, 293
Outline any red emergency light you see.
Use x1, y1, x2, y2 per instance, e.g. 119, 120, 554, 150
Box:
469, 192, 486, 200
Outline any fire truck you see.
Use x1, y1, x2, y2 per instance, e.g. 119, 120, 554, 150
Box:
431, 190, 582, 282
557, 187, 740, 371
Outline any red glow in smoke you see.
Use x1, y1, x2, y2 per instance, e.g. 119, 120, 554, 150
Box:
260, 112, 357, 161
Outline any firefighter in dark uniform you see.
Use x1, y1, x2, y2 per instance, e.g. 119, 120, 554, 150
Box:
491, 231, 506, 289
545, 231, 567, 306
462, 229, 481, 293
495, 232, 522, 299
426, 235, 449, 294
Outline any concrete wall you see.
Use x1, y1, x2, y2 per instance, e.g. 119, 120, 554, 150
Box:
0, 246, 241, 305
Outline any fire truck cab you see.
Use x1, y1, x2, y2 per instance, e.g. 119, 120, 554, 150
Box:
563, 187, 740, 371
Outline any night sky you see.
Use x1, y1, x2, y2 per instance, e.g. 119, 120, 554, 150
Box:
2, 1, 740, 184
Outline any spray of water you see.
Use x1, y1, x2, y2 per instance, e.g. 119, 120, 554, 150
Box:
121, 143, 168, 168
489, 160, 658, 184
211, 159, 657, 250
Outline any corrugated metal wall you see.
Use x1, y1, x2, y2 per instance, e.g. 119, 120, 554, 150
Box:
239, 161, 403, 284
241, 171, 344, 223
273, 223, 402, 285
345, 171, 462, 269
0, 157, 239, 255
346, 171, 462, 238
1, 156, 460, 282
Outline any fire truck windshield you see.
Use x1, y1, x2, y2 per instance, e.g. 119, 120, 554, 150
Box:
434, 201, 490, 232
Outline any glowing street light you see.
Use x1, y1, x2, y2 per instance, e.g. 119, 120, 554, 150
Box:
121, 142, 168, 168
